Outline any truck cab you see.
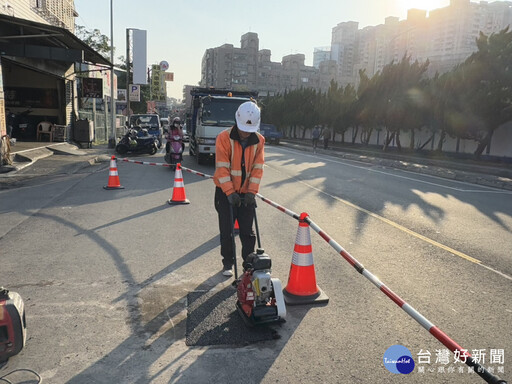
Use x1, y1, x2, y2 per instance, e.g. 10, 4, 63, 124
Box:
187, 88, 258, 164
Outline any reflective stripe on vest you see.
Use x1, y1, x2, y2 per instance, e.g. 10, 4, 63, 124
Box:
216, 161, 230, 168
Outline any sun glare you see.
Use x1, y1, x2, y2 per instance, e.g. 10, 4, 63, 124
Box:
401, 0, 449, 12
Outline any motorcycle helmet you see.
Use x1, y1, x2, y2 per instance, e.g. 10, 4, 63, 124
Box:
235, 101, 260, 133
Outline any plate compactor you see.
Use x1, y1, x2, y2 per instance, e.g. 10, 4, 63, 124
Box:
230, 206, 286, 327
0, 287, 26, 363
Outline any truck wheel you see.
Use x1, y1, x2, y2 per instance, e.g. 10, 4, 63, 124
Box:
197, 153, 205, 165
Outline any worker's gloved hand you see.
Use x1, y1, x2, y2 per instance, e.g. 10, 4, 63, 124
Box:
244, 193, 256, 207
227, 192, 241, 207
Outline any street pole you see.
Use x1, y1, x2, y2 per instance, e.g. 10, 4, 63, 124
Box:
126, 28, 130, 122
108, 0, 116, 148
149, 67, 152, 102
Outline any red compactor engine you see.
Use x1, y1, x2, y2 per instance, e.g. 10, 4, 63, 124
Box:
0, 288, 26, 362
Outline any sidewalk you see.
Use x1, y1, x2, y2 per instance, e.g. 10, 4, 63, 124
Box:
0, 140, 112, 175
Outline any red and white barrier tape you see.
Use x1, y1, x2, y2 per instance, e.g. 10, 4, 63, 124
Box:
120, 158, 173, 167
119, 158, 214, 179
257, 195, 505, 383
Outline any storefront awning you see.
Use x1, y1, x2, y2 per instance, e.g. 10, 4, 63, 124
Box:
0, 14, 111, 67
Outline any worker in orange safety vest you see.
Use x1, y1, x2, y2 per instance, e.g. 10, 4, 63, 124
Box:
213, 101, 265, 277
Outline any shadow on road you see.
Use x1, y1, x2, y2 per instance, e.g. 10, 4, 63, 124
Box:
263, 151, 512, 236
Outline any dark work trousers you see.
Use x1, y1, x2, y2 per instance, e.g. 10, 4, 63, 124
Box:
214, 187, 256, 270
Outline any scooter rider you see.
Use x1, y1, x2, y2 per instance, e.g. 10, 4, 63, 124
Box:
166, 117, 184, 154
213, 101, 265, 277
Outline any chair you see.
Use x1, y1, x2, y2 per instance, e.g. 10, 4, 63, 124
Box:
37, 121, 54, 142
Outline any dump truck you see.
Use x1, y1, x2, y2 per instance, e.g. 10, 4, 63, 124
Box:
187, 87, 258, 164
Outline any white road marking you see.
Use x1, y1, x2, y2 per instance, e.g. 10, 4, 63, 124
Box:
270, 146, 512, 194
265, 151, 512, 282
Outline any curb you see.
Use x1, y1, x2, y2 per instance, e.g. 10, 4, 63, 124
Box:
0, 143, 113, 177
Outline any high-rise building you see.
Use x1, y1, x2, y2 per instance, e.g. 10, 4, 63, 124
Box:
426, 0, 512, 74
342, 0, 512, 84
198, 1, 512, 99
313, 47, 331, 69
330, 21, 359, 86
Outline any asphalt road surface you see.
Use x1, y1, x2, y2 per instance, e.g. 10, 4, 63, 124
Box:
0, 145, 510, 383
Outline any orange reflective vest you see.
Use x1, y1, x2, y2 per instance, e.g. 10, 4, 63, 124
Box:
213, 127, 265, 196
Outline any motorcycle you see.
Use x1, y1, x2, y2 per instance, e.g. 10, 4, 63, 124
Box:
164, 132, 184, 168
115, 128, 158, 155
10, 109, 33, 140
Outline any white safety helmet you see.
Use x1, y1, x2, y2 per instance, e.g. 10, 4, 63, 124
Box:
235, 101, 261, 133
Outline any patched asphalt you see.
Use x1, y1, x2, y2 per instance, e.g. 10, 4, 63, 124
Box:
186, 287, 280, 346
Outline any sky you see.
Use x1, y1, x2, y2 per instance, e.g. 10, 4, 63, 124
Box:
74, 0, 457, 101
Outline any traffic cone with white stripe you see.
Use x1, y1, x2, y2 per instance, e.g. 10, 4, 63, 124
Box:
283, 212, 329, 305
168, 163, 190, 205
103, 156, 124, 190
233, 219, 240, 235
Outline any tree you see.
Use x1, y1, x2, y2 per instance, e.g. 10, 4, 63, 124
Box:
354, 69, 383, 145
378, 55, 429, 151
75, 25, 111, 59
457, 28, 512, 156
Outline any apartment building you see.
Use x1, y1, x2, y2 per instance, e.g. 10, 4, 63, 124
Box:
313, 47, 330, 69
200, 32, 322, 96
340, 0, 512, 84
330, 21, 359, 87
198, 1, 511, 99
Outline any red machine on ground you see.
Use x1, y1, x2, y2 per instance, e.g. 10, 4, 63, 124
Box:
0, 287, 26, 362
230, 207, 286, 326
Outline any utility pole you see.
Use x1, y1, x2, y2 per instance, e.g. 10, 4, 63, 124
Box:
108, 0, 116, 148
149, 67, 152, 102
126, 28, 130, 122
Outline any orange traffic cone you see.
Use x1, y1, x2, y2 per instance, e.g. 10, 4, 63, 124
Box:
283, 212, 329, 305
168, 163, 190, 205
233, 219, 240, 234
103, 156, 124, 190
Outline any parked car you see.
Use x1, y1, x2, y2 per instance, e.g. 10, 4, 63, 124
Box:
128, 114, 163, 148
259, 123, 282, 145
